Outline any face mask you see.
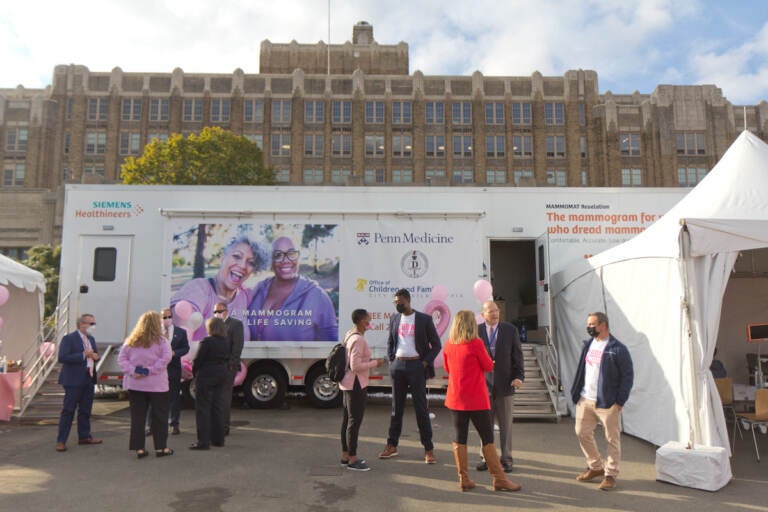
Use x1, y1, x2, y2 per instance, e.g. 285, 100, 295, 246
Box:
586, 326, 598, 337
395, 304, 407, 314
163, 319, 173, 328
87, 325, 96, 335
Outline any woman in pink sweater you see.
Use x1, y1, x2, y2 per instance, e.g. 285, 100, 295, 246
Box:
339, 308, 385, 471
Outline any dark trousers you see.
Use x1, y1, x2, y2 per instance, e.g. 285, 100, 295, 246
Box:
387, 359, 433, 451
451, 409, 494, 446
57, 384, 94, 443
341, 377, 366, 456
223, 365, 237, 429
168, 372, 182, 427
129, 390, 170, 451
195, 372, 228, 447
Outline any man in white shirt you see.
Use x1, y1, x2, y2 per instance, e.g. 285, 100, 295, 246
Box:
570, 312, 634, 491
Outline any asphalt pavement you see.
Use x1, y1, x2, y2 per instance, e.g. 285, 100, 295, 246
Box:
0, 395, 766, 512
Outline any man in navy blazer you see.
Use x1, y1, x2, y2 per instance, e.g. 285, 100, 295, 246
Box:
56, 313, 102, 452
163, 308, 190, 435
379, 288, 442, 464
476, 300, 524, 473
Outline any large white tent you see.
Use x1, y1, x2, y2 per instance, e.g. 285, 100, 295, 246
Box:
0, 253, 46, 362
551, 131, 768, 453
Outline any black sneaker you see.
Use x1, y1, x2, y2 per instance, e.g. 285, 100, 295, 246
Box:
347, 460, 371, 471
340, 459, 349, 467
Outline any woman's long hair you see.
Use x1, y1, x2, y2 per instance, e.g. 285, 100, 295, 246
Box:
124, 311, 163, 348
448, 310, 478, 344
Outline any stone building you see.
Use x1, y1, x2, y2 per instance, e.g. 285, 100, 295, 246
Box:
1, 21, 766, 256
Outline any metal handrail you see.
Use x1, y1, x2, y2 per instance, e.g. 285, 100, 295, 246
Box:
537, 326, 562, 414
17, 293, 71, 418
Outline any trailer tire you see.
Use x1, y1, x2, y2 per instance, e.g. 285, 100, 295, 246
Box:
305, 365, 342, 408
243, 363, 287, 408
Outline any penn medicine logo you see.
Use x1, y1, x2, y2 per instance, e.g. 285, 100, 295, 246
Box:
401, 250, 428, 278
356, 232, 370, 246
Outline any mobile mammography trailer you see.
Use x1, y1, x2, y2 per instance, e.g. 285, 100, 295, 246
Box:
59, 185, 685, 407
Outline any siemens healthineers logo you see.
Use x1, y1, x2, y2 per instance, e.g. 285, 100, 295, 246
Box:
74, 200, 144, 218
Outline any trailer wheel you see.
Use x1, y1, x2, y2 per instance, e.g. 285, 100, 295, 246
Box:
305, 365, 342, 408
243, 363, 287, 408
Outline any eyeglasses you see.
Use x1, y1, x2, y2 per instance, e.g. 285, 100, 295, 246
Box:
87, 322, 96, 326
213, 310, 226, 314
162, 316, 172, 320
272, 249, 299, 262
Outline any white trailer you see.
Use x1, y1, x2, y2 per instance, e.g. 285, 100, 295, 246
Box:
59, 185, 686, 407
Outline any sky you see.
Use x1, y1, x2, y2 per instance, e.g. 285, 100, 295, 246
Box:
2, 0, 767, 104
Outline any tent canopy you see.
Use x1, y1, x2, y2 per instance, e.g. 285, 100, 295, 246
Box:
0, 253, 45, 293
552, 131, 768, 452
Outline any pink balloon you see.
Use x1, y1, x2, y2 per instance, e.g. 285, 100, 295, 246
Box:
0, 285, 9, 307
174, 300, 193, 320
423, 300, 451, 337
187, 311, 203, 331
473, 279, 493, 303
431, 284, 449, 302
181, 357, 193, 381
233, 361, 247, 387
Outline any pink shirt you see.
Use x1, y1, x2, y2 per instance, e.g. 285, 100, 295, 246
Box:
339, 330, 378, 390
118, 338, 172, 392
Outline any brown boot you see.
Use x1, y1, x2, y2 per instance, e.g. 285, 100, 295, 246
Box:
482, 443, 521, 492
452, 443, 476, 491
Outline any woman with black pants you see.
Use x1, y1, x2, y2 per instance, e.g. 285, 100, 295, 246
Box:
443, 310, 521, 492
190, 317, 230, 450
339, 309, 384, 471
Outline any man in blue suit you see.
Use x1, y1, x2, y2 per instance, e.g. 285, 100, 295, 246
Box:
163, 307, 190, 435
56, 313, 102, 452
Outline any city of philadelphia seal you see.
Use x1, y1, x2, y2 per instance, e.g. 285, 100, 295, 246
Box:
401, 250, 428, 278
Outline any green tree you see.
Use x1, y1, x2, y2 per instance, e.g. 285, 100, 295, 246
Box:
120, 126, 274, 185
22, 245, 60, 317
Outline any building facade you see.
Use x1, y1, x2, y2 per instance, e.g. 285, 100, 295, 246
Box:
1, 21, 767, 256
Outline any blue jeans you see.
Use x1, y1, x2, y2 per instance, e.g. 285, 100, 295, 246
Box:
387, 359, 433, 451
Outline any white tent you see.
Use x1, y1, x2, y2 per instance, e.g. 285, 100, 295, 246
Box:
551, 131, 768, 455
0, 253, 46, 362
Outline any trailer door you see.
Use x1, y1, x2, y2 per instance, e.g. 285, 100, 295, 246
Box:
76, 235, 133, 344
535, 232, 551, 327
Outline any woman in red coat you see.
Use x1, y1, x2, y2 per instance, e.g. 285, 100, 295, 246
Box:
443, 310, 521, 492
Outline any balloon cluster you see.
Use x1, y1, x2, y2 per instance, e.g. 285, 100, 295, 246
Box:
472, 279, 493, 323
173, 300, 203, 338
0, 284, 9, 330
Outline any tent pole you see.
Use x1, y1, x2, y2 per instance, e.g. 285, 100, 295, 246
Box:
679, 223, 702, 447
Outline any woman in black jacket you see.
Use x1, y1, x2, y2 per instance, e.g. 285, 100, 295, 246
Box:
190, 317, 230, 450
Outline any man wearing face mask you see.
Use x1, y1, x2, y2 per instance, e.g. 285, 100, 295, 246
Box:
379, 289, 442, 464
570, 312, 634, 491
214, 302, 244, 435
55, 314, 102, 452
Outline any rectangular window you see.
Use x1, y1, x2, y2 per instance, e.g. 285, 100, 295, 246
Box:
2, 163, 24, 187
148, 132, 169, 143
581, 169, 588, 186
274, 169, 290, 183
513, 169, 533, 186
425, 169, 446, 180
452, 169, 473, 184
392, 169, 413, 183
580, 136, 587, 158
392, 101, 412, 124
513, 135, 533, 158
546, 170, 567, 186
183, 99, 203, 121
271, 132, 291, 156
244, 99, 264, 123
5, 128, 28, 151
453, 135, 472, 157
66, 98, 73, 120
271, 100, 292, 125
244, 134, 262, 148
62, 167, 73, 182
331, 169, 351, 184
85, 132, 107, 154
83, 165, 105, 177
305, 100, 325, 124
302, 169, 324, 184
331, 132, 352, 156
675, 133, 706, 155
621, 168, 643, 186
88, 97, 108, 121
485, 135, 505, 158
511, 102, 531, 125
452, 102, 472, 124
365, 101, 385, 124
332, 101, 351, 124
365, 135, 384, 157
425, 135, 445, 157
677, 167, 708, 186
544, 102, 564, 125
150, 98, 169, 121
93, 247, 117, 282
122, 98, 142, 121
119, 132, 141, 155
485, 102, 504, 125
304, 134, 324, 157
210, 99, 231, 122
392, 134, 412, 157
620, 133, 641, 156
486, 169, 506, 184
546, 135, 566, 158
578, 103, 586, 126
364, 168, 385, 184
425, 101, 444, 124
64, 131, 71, 154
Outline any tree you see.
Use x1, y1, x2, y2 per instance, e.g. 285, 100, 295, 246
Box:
22, 245, 60, 317
121, 126, 275, 185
